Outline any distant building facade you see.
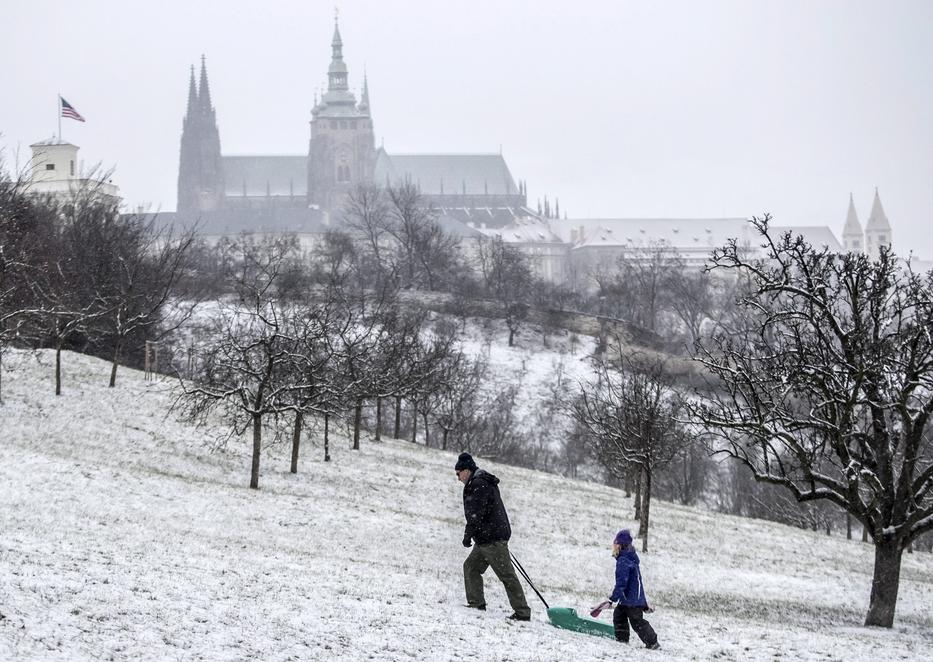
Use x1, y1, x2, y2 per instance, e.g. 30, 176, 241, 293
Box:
170, 20, 896, 288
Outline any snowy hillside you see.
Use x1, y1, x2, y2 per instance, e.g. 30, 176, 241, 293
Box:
2, 349, 932, 661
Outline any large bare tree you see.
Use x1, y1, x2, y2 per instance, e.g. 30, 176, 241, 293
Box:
692, 216, 933, 627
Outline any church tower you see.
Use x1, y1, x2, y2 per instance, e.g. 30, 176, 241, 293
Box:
177, 56, 224, 212
842, 193, 864, 253
307, 18, 376, 210
864, 188, 892, 260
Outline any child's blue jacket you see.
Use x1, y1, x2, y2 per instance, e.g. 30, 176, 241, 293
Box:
609, 547, 649, 607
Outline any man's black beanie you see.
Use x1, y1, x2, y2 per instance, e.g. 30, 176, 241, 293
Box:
455, 452, 477, 472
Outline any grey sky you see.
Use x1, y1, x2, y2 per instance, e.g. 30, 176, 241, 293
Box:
3, 0, 932, 257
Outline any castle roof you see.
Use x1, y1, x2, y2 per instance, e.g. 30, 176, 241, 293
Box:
374, 150, 519, 196
30, 138, 77, 147
552, 217, 843, 254
479, 216, 563, 244
222, 155, 307, 198
158, 206, 327, 237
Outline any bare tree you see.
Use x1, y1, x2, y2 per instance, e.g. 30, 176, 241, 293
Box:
692, 216, 933, 627
279, 298, 347, 472
431, 353, 488, 450
28, 184, 119, 394
668, 267, 716, 346
0, 167, 57, 401
177, 236, 298, 489
572, 350, 688, 551
594, 241, 683, 334
383, 183, 460, 291
476, 236, 533, 346
99, 215, 199, 387
342, 183, 394, 282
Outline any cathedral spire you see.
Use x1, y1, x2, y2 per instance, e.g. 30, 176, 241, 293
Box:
842, 192, 863, 253
332, 13, 343, 52
199, 54, 213, 112
178, 58, 223, 214
866, 187, 891, 231
328, 14, 349, 91
359, 69, 370, 113
865, 187, 892, 260
181, 66, 197, 122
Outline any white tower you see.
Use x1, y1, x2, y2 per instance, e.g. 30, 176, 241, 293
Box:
842, 193, 864, 253
29, 138, 79, 186
27, 138, 119, 200
864, 188, 891, 260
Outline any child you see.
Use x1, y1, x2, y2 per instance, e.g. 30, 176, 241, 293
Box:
606, 529, 660, 649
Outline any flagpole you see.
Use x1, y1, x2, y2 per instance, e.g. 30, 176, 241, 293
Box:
57, 93, 62, 141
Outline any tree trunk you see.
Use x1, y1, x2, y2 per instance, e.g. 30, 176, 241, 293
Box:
508, 327, 515, 347
108, 339, 122, 388
633, 467, 642, 521
394, 397, 402, 438
324, 413, 331, 462
375, 397, 382, 441
422, 412, 430, 447
863, 526, 869, 543
411, 406, 418, 443
250, 413, 262, 489
290, 410, 303, 474
352, 399, 362, 450
442, 428, 449, 451
847, 513, 852, 540
55, 342, 63, 396
640, 469, 652, 553
864, 538, 904, 628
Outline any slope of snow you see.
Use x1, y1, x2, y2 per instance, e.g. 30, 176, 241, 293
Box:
1, 349, 932, 661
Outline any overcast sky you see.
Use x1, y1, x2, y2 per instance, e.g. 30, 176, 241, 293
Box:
3, 0, 932, 256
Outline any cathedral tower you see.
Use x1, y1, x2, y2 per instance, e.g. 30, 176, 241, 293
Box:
307, 18, 376, 210
864, 188, 892, 260
842, 193, 864, 253
177, 57, 224, 212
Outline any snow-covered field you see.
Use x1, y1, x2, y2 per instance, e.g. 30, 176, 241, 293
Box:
2, 349, 932, 661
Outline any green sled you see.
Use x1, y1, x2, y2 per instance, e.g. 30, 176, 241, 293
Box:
546, 607, 616, 639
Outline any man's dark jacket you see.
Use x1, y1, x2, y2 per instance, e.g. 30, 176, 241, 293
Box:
462, 469, 512, 545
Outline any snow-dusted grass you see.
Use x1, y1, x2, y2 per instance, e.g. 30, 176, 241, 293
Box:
1, 349, 932, 661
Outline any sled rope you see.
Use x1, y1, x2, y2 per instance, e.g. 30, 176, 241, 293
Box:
510, 552, 550, 609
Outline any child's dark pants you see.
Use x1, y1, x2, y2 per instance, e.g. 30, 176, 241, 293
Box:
613, 605, 658, 646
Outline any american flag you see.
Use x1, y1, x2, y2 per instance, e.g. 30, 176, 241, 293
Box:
60, 97, 85, 122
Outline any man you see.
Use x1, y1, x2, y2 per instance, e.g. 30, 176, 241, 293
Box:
456, 452, 531, 621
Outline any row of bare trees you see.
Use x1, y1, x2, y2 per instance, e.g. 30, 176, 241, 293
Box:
0, 168, 195, 400
174, 233, 486, 489
581, 240, 745, 348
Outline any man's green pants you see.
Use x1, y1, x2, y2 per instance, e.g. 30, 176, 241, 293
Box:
463, 540, 531, 618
